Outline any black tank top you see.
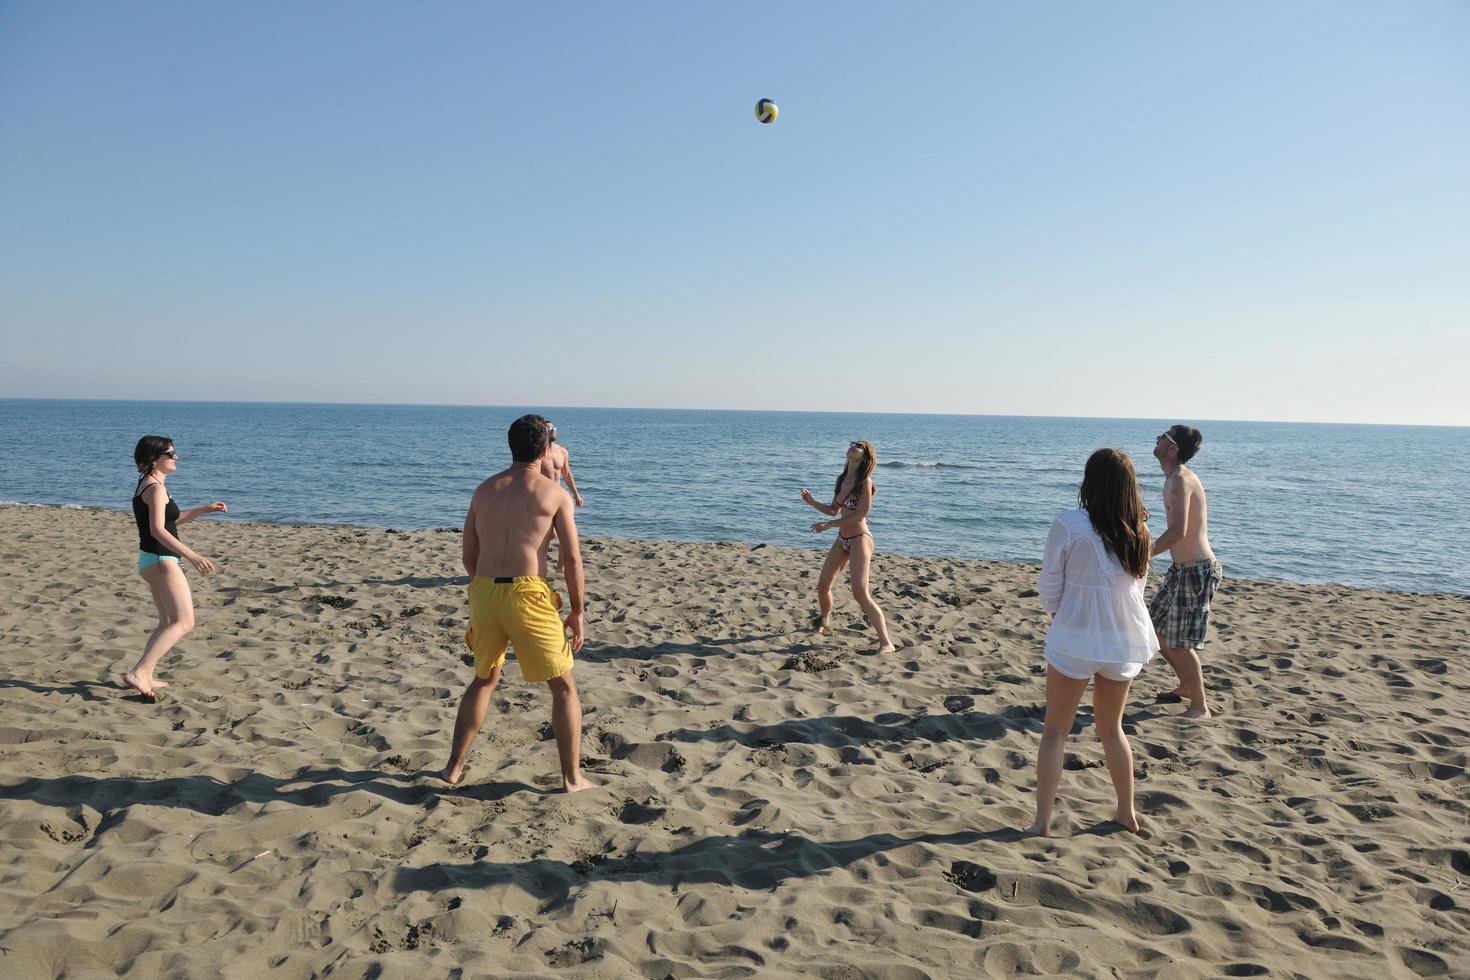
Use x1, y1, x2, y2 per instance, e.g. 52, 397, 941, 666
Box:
134, 480, 181, 556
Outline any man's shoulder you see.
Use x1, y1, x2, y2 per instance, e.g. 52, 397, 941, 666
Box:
472, 468, 521, 497
529, 474, 571, 508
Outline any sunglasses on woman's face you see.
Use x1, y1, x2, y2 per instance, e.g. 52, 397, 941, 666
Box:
848, 441, 862, 450
159, 450, 178, 460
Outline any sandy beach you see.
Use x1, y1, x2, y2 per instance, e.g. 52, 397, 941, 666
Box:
0, 502, 1466, 978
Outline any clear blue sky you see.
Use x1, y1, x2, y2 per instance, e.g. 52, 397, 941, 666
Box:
2, 2, 1466, 424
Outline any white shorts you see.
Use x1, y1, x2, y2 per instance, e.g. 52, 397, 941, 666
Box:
1045, 649, 1144, 683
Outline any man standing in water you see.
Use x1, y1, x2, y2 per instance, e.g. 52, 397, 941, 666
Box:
440, 414, 593, 792
1149, 424, 1223, 719
540, 421, 585, 508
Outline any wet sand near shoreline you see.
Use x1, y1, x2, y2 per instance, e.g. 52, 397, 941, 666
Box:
0, 504, 1466, 978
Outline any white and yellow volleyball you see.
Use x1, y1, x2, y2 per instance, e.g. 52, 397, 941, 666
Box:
755, 98, 778, 124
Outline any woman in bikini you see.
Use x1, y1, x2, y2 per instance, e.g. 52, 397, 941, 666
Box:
800, 439, 896, 653
126, 435, 228, 700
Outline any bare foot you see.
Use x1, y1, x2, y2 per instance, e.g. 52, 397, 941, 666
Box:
1183, 704, 1212, 719
1023, 819, 1050, 838
438, 764, 466, 786
122, 671, 156, 700
563, 773, 597, 794
876, 642, 897, 654
1112, 811, 1143, 834
813, 617, 830, 635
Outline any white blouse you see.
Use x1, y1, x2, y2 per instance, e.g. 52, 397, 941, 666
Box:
1039, 508, 1157, 664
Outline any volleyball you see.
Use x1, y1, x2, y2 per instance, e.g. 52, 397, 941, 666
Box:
755, 98, 778, 124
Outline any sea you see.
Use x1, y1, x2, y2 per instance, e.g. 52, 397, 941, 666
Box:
1, 399, 1466, 596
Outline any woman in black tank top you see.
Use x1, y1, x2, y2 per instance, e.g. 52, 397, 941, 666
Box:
133, 480, 181, 558
124, 435, 229, 700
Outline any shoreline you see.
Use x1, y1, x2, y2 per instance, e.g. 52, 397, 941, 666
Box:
3, 501, 1465, 601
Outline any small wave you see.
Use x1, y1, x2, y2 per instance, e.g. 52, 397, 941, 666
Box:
877, 461, 980, 470
0, 500, 113, 512
0, 500, 80, 508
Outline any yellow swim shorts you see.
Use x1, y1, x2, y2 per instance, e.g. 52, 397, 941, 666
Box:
464, 576, 573, 683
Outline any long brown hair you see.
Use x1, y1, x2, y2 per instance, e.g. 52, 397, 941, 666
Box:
1079, 448, 1151, 578
834, 439, 877, 504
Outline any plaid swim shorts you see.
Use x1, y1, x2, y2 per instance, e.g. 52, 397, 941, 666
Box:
1149, 557, 1223, 650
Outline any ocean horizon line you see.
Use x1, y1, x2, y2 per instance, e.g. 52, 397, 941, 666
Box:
2, 396, 1465, 430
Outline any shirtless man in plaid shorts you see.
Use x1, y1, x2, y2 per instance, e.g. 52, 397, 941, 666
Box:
1149, 425, 1222, 718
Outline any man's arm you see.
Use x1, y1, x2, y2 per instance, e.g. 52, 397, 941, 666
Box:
562, 456, 584, 507
1150, 477, 1188, 557
461, 505, 479, 577
551, 495, 585, 652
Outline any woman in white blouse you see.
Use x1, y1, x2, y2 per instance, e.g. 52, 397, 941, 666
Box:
1026, 448, 1156, 837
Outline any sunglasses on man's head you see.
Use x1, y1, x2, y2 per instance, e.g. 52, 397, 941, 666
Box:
1158, 432, 1177, 447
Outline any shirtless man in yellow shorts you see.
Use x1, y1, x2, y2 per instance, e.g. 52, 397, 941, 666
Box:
440, 414, 593, 793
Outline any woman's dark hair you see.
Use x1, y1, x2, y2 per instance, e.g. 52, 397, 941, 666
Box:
508, 414, 552, 463
134, 435, 173, 476
1079, 448, 1152, 578
834, 439, 878, 503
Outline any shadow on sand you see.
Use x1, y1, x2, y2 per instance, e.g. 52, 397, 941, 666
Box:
0, 678, 123, 703
580, 633, 816, 664
0, 768, 543, 815
392, 826, 1029, 909
657, 707, 1043, 748
652, 699, 1178, 749
216, 574, 467, 598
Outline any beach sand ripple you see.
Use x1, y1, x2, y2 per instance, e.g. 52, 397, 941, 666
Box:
1, 505, 1467, 977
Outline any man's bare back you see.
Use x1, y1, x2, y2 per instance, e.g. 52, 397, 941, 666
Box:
463, 464, 575, 579
1161, 466, 1213, 564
